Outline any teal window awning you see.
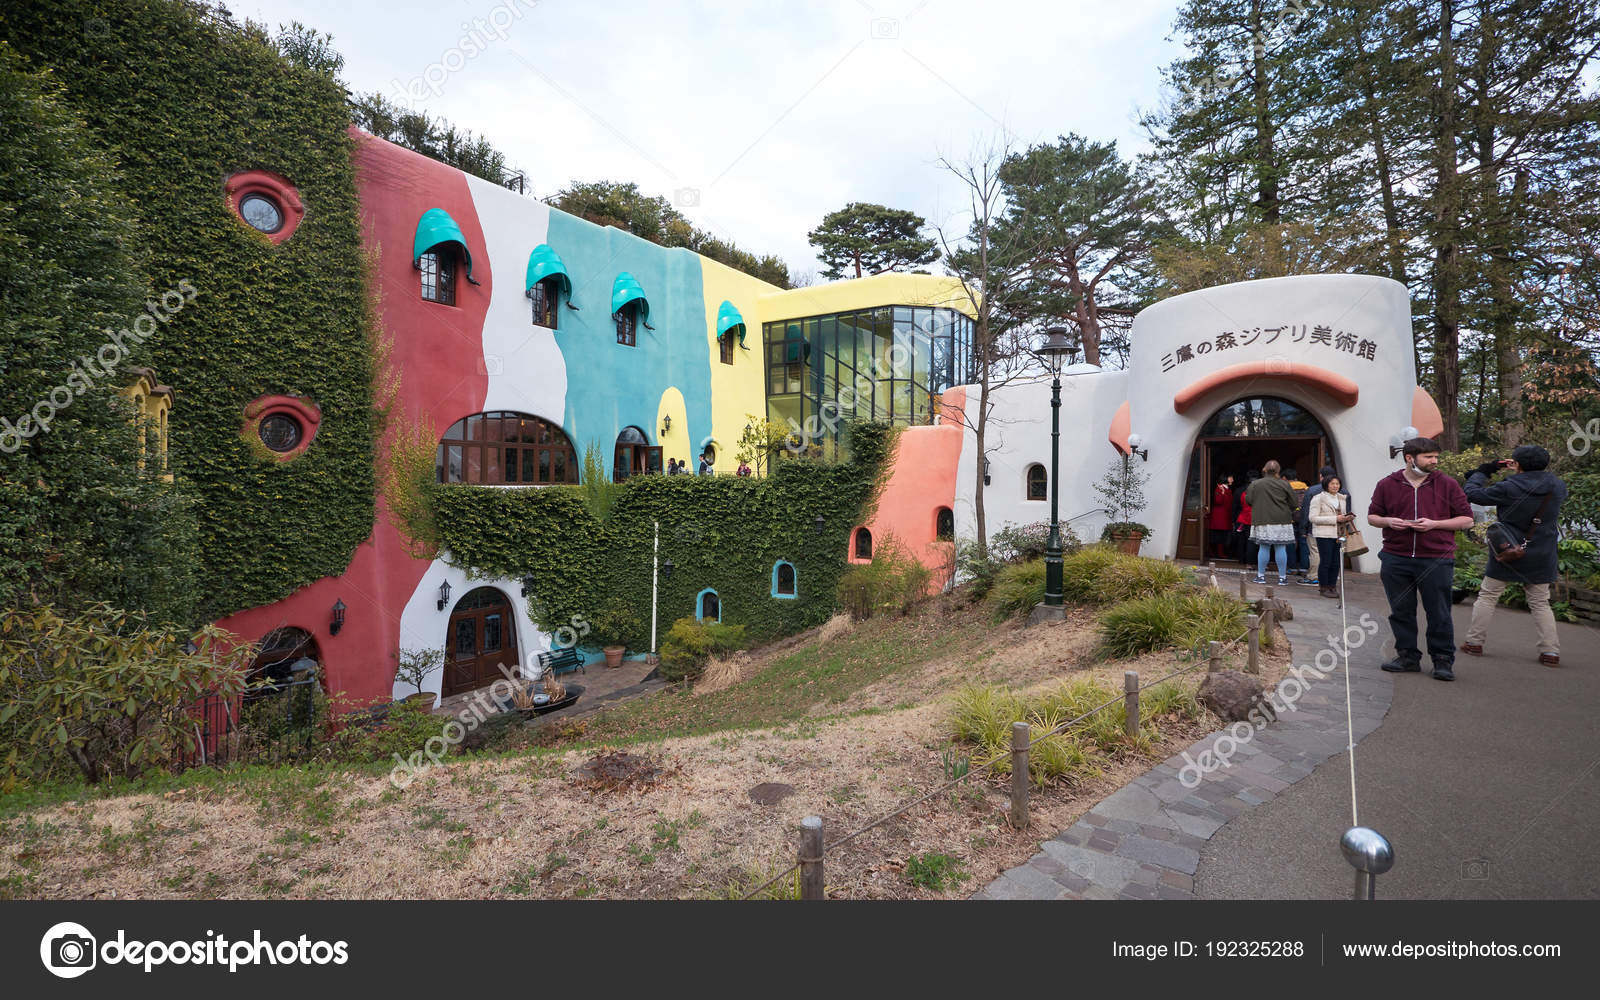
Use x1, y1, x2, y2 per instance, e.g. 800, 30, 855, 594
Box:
525, 244, 572, 299
716, 300, 746, 346
413, 208, 477, 284
611, 272, 649, 324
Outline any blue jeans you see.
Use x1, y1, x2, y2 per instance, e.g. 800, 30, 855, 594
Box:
1292, 531, 1310, 572
1257, 543, 1289, 580
1316, 537, 1341, 588
1377, 551, 1456, 667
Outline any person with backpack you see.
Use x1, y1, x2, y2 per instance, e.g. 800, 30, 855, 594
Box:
1460, 445, 1569, 666
1246, 461, 1299, 586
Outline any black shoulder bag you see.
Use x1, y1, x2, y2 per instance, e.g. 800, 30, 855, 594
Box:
1485, 492, 1552, 564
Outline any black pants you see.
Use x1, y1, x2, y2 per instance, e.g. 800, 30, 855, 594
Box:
1377, 551, 1456, 667
1316, 537, 1342, 588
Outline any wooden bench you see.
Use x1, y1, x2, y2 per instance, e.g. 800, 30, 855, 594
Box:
538, 647, 585, 677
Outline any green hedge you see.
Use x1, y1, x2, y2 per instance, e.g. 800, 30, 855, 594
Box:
434, 421, 895, 646
3, 1, 377, 622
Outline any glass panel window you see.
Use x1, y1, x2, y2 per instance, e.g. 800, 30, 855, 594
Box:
454, 619, 476, 657
420, 251, 456, 305
1027, 464, 1047, 501
483, 614, 502, 653
436, 412, 577, 485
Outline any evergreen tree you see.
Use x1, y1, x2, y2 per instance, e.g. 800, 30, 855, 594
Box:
807, 202, 940, 280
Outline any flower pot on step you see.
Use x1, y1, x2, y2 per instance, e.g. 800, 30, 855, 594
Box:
603, 645, 624, 668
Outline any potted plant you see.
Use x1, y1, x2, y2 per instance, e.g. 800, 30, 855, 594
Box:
396, 646, 444, 709
1093, 455, 1152, 555
588, 599, 642, 668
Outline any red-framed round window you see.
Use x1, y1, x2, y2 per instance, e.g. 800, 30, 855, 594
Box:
243, 395, 321, 461
224, 170, 305, 245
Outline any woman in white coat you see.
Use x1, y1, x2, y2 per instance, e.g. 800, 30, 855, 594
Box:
1309, 474, 1355, 598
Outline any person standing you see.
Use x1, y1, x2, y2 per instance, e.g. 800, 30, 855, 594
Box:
1235, 478, 1255, 566
1207, 474, 1234, 560
698, 452, 713, 476
1246, 461, 1298, 585
736, 459, 752, 477
1297, 465, 1351, 586
1460, 445, 1568, 666
1367, 437, 1475, 681
1284, 468, 1311, 579
1309, 474, 1355, 598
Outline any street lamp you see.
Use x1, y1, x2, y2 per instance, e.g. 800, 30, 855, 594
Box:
1033, 327, 1079, 618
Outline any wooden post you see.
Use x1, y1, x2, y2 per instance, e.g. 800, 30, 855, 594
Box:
798, 815, 824, 900
1207, 640, 1222, 674
1123, 671, 1140, 740
1010, 722, 1030, 830
1247, 614, 1261, 674
1239, 572, 1247, 600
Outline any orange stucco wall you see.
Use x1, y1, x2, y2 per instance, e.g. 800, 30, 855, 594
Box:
855, 388, 966, 590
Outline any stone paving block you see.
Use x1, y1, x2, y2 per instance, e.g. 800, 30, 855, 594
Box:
1113, 833, 1201, 874
1095, 783, 1182, 830
1165, 807, 1228, 840
1040, 840, 1150, 887
1237, 788, 1270, 805
1102, 818, 1143, 835
1081, 885, 1121, 900
1121, 883, 1159, 899
1029, 854, 1066, 877
1156, 884, 1194, 900
1001, 861, 1073, 899
977, 874, 1038, 900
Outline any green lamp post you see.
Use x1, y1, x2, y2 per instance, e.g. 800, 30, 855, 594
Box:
1035, 327, 1080, 612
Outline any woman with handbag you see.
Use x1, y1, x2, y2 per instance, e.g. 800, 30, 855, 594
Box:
1460, 445, 1568, 666
1309, 474, 1356, 598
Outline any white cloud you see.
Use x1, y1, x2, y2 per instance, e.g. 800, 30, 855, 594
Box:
243, 0, 1185, 276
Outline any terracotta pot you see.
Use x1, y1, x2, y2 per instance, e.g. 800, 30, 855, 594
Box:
405, 691, 436, 711
603, 645, 625, 669
1114, 531, 1143, 556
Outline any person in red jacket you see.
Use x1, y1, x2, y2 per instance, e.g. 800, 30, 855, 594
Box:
1207, 474, 1234, 559
1234, 483, 1254, 566
1366, 437, 1474, 681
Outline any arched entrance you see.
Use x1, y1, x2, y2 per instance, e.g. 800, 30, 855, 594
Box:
613, 425, 661, 481
1175, 397, 1340, 562
444, 587, 519, 697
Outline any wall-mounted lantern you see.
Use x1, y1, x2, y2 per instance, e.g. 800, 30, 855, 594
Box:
521, 574, 536, 597
661, 414, 672, 436
1388, 425, 1419, 459
814, 514, 826, 536
437, 579, 452, 611
1127, 433, 1150, 462
983, 458, 992, 486
661, 558, 675, 582
330, 598, 347, 636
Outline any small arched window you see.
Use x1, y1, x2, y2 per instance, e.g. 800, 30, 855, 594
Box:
854, 527, 873, 560
1026, 464, 1047, 501
616, 303, 640, 346
614, 426, 661, 481
697, 589, 721, 623
420, 249, 458, 305
935, 507, 955, 541
772, 561, 797, 598
529, 277, 560, 328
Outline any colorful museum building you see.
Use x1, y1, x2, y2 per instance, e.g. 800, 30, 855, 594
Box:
213, 130, 1443, 710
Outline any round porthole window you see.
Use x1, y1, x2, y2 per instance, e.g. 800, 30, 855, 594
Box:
239, 193, 285, 234
259, 413, 303, 452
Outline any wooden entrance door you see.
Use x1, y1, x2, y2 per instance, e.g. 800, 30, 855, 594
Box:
1176, 442, 1209, 560
445, 587, 518, 697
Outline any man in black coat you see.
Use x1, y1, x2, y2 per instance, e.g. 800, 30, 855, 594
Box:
1460, 444, 1568, 666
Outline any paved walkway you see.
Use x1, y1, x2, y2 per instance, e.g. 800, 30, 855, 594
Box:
974, 569, 1598, 900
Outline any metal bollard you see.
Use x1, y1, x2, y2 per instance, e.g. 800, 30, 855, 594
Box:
1010, 722, 1030, 830
1340, 826, 1394, 900
1123, 671, 1140, 740
798, 816, 824, 900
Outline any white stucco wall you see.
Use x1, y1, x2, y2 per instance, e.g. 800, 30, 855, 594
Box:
955, 274, 1420, 573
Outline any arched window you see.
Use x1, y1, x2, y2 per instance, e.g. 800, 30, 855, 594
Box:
436, 412, 578, 484
616, 303, 640, 346
614, 426, 662, 481
419, 249, 458, 305
1026, 464, 1047, 501
697, 589, 721, 623
246, 627, 320, 701
854, 527, 873, 560
935, 507, 955, 541
771, 561, 797, 599
529, 277, 560, 328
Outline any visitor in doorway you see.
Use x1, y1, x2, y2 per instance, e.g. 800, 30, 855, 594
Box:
1207, 474, 1234, 559
698, 452, 713, 476
1460, 445, 1567, 666
1309, 474, 1355, 598
1285, 468, 1311, 580
1368, 437, 1474, 681
1234, 476, 1255, 566
1246, 461, 1299, 586
736, 459, 752, 477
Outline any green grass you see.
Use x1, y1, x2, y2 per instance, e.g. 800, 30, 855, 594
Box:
904, 852, 966, 891
1097, 588, 1250, 657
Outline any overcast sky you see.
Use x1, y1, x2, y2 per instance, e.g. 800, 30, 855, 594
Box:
238, 0, 1188, 280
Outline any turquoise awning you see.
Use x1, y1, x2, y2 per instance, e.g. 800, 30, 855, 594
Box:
412, 208, 476, 283
525, 244, 572, 298
716, 301, 746, 346
611, 272, 649, 324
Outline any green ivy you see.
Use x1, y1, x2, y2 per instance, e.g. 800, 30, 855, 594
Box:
433, 421, 896, 646
3, 1, 377, 622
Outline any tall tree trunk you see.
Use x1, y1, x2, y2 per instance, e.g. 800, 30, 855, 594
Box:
1249, 0, 1280, 223
1429, 0, 1462, 450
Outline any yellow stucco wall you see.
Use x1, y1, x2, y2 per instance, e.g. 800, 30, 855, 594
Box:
698, 257, 783, 474
758, 273, 977, 322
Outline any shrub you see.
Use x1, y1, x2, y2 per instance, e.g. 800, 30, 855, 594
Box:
0, 604, 255, 787
834, 534, 932, 620
991, 521, 1082, 562
987, 560, 1046, 621
659, 616, 747, 683
588, 597, 645, 651
954, 539, 1004, 599
1098, 557, 1188, 603
1058, 546, 1123, 602
1097, 589, 1249, 657
1176, 589, 1252, 649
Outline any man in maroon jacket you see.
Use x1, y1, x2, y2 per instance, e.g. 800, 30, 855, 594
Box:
1367, 438, 1475, 680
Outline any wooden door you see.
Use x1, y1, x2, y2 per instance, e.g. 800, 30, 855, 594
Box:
1176, 442, 1207, 560
444, 588, 518, 697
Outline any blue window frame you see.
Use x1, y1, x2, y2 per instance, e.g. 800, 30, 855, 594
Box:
771, 561, 797, 599
696, 588, 721, 623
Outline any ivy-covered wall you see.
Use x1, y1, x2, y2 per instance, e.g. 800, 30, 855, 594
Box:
434, 423, 895, 644
2, 0, 377, 622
